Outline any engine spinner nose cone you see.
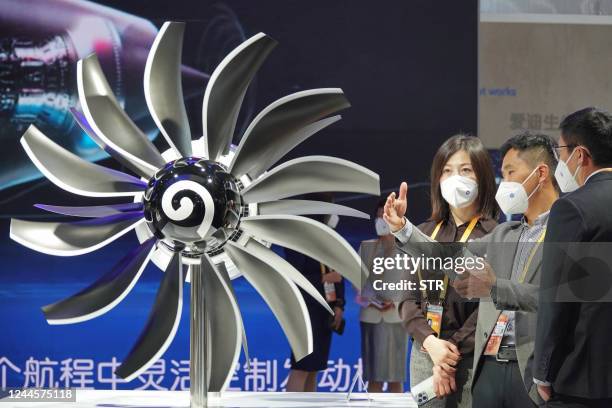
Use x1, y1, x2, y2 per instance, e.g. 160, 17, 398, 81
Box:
143, 157, 242, 248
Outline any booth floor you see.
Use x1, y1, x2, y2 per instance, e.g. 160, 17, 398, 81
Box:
5, 390, 418, 407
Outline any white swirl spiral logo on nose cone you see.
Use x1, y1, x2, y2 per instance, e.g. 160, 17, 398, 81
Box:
161, 180, 215, 238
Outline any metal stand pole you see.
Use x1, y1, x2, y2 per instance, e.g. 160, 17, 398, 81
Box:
190, 263, 208, 408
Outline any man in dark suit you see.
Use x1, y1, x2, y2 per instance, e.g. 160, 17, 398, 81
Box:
533, 107, 612, 407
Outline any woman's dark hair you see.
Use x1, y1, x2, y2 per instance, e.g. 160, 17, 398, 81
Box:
429, 134, 499, 222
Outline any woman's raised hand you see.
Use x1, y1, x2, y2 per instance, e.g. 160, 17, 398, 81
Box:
383, 182, 408, 232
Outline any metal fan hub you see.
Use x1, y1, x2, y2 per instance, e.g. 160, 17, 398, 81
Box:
142, 157, 242, 247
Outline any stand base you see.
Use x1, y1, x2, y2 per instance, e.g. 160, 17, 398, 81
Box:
14, 390, 418, 407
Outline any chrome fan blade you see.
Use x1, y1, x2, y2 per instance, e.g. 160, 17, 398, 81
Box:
70, 108, 154, 179
78, 55, 165, 177
22, 125, 146, 198
241, 156, 380, 204
229, 88, 349, 178
215, 261, 250, 368
239, 215, 366, 288
257, 199, 369, 219
35, 203, 143, 218
233, 116, 340, 180
116, 252, 183, 381
200, 256, 243, 392
224, 241, 313, 360
144, 22, 192, 157
238, 238, 333, 315
42, 237, 157, 324
10, 212, 145, 257
201, 33, 277, 160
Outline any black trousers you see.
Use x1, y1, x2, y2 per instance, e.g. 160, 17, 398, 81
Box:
472, 358, 537, 408
545, 394, 612, 408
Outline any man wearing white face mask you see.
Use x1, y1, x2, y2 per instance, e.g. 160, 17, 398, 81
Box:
533, 107, 612, 407
384, 132, 560, 407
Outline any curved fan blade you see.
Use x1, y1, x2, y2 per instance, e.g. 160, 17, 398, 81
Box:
257, 199, 369, 219
240, 156, 380, 204
200, 256, 243, 392
233, 116, 340, 180
214, 261, 250, 369
78, 55, 165, 178
238, 238, 333, 315
10, 212, 145, 257
239, 214, 367, 288
42, 237, 157, 324
116, 252, 183, 381
35, 203, 143, 218
144, 22, 192, 157
229, 88, 349, 178
201, 33, 277, 160
224, 241, 313, 361
70, 108, 154, 179
22, 125, 146, 198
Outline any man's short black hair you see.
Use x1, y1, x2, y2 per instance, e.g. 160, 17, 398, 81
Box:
560, 107, 612, 166
500, 131, 558, 169
500, 131, 559, 189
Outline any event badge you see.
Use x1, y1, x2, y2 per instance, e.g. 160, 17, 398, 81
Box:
484, 312, 508, 355
420, 303, 443, 353
426, 303, 443, 336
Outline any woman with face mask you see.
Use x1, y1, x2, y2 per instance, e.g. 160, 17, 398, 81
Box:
357, 198, 408, 393
404, 135, 499, 407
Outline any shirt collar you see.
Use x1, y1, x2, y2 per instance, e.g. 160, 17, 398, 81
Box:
584, 168, 612, 184
520, 211, 549, 228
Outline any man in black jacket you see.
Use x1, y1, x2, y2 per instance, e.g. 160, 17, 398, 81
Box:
533, 107, 612, 407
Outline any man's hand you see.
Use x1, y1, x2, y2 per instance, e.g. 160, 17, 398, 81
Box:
537, 384, 553, 402
433, 365, 457, 399
383, 182, 408, 232
422, 335, 460, 372
452, 261, 497, 299
332, 307, 344, 330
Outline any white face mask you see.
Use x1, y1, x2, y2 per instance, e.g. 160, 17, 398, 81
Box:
375, 217, 390, 236
495, 167, 540, 215
554, 148, 581, 193
440, 175, 478, 209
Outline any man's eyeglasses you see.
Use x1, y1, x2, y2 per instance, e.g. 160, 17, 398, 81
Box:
553, 144, 576, 160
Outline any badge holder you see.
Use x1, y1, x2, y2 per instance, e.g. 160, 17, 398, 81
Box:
419, 301, 444, 353
484, 313, 509, 360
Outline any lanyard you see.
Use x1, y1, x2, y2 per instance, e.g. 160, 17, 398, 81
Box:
418, 215, 480, 302
518, 228, 546, 283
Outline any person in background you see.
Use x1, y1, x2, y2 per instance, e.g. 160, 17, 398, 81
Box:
399, 135, 499, 407
285, 194, 346, 392
357, 197, 408, 393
